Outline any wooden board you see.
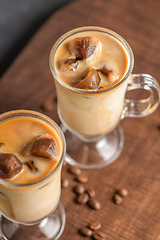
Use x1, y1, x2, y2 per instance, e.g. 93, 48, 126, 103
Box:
0, 0, 160, 239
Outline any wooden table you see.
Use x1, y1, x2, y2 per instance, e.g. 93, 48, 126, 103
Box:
0, 0, 160, 239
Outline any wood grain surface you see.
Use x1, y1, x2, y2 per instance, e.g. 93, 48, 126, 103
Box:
0, 0, 160, 239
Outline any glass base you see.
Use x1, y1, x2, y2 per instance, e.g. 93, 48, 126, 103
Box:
64, 125, 124, 169
0, 202, 66, 240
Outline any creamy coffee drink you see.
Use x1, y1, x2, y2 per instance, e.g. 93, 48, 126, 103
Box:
50, 27, 130, 140
0, 111, 65, 224
55, 32, 128, 90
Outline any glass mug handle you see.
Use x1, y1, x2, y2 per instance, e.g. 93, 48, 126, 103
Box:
121, 74, 160, 119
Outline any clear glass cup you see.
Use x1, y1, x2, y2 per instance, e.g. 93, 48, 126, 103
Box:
49, 26, 160, 169
0, 110, 66, 240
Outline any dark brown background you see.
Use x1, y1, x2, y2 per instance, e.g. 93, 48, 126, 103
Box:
0, 0, 160, 239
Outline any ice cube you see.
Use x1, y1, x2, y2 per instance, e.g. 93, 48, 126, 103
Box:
76, 68, 101, 90
0, 143, 4, 148
59, 58, 78, 71
0, 153, 22, 179
98, 66, 112, 77
69, 37, 99, 60
98, 66, 119, 83
25, 160, 38, 172
0, 142, 5, 151
29, 135, 57, 160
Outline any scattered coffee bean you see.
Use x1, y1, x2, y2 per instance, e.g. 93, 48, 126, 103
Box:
41, 100, 54, 111
76, 193, 89, 204
74, 183, 85, 194
68, 166, 81, 175
61, 178, 69, 188
76, 174, 88, 183
89, 221, 101, 231
79, 227, 93, 237
86, 186, 96, 198
114, 194, 123, 205
88, 197, 101, 210
117, 188, 128, 197
93, 231, 106, 240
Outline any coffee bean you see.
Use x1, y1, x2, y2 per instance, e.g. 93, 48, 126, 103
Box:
61, 178, 69, 188
41, 100, 54, 111
76, 193, 89, 204
93, 231, 106, 240
76, 174, 88, 183
79, 227, 93, 237
74, 183, 85, 194
114, 194, 123, 204
88, 198, 101, 210
68, 166, 81, 175
117, 188, 128, 197
89, 221, 101, 231
86, 187, 96, 198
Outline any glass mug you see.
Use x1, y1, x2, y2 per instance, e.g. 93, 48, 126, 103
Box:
0, 110, 66, 240
49, 26, 160, 169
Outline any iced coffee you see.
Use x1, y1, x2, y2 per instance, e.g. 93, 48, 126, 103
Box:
50, 27, 132, 140
0, 110, 65, 224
